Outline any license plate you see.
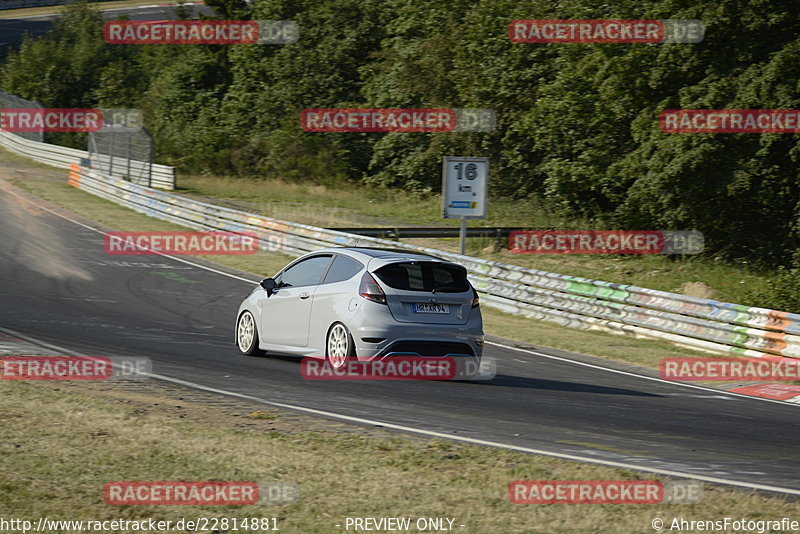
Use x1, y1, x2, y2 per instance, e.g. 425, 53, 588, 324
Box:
413, 303, 449, 314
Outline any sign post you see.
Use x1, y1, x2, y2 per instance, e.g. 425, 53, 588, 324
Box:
442, 156, 489, 255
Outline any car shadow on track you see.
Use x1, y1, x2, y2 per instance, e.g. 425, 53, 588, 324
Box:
256, 354, 662, 397
465, 374, 663, 397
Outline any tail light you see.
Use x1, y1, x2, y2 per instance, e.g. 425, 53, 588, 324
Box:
359, 272, 386, 304
471, 288, 480, 308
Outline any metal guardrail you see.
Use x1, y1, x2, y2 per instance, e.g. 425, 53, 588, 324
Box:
67, 163, 800, 361
0, 130, 175, 190
0, 0, 56, 9
0, 0, 118, 10
331, 227, 526, 239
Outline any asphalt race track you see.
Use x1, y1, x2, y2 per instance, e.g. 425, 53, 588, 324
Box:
1, 182, 799, 495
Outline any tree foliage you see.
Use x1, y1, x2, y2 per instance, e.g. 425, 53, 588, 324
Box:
2, 0, 799, 264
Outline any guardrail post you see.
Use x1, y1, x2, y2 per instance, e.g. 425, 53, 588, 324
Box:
493, 227, 502, 253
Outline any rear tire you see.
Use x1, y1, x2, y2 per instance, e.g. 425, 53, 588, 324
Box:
236, 311, 264, 356
326, 322, 355, 369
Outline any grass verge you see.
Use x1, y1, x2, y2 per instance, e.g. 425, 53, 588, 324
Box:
1, 378, 797, 534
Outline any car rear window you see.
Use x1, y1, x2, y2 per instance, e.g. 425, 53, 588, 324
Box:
374, 262, 470, 292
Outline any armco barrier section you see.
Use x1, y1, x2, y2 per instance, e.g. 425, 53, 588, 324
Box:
0, 130, 175, 190
67, 163, 800, 361
0, 0, 118, 9
0, 0, 59, 8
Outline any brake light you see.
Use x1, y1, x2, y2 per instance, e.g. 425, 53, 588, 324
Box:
471, 288, 480, 308
359, 272, 386, 304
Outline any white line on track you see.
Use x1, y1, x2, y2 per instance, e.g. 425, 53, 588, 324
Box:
3, 183, 800, 496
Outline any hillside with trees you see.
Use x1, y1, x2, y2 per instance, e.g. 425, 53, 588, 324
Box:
2, 0, 799, 268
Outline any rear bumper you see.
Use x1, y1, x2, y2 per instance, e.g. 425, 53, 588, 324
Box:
349, 298, 483, 361
352, 321, 484, 361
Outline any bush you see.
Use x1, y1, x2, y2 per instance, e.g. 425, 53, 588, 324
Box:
745, 268, 800, 313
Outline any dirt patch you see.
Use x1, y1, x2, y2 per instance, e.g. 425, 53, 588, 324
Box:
679, 281, 718, 299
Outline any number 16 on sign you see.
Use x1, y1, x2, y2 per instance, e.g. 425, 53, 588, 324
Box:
442, 156, 489, 254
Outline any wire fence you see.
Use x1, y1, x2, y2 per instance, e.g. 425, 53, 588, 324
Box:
0, 90, 43, 142
0, 93, 174, 189
88, 109, 153, 187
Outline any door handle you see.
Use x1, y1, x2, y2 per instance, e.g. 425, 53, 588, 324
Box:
299, 292, 310, 299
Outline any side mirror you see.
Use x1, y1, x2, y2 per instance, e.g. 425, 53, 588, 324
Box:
260, 278, 277, 296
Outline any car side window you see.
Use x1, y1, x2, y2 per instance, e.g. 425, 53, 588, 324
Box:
277, 255, 332, 288
322, 255, 363, 284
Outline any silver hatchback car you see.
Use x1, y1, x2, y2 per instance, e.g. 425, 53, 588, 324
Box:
235, 247, 483, 369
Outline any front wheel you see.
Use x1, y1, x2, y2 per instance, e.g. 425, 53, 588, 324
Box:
326, 322, 354, 369
236, 311, 264, 356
